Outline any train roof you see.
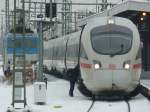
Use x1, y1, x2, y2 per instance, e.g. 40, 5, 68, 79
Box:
46, 30, 81, 42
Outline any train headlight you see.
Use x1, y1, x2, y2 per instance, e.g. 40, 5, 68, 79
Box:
124, 63, 130, 69
123, 60, 131, 70
93, 60, 101, 70
94, 63, 100, 69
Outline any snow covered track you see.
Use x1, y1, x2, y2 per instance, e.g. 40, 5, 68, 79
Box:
1, 78, 150, 112
139, 84, 150, 101
85, 95, 150, 112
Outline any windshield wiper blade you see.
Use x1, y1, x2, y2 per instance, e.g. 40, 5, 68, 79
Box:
110, 44, 124, 57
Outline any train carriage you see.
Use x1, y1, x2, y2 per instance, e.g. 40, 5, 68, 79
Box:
3, 33, 39, 81
44, 16, 142, 97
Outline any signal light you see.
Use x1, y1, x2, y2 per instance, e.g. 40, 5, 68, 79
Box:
140, 17, 144, 21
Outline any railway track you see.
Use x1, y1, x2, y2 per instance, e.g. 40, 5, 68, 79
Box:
139, 84, 150, 101
86, 85, 150, 112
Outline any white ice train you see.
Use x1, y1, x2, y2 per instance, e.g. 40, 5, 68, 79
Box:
44, 16, 142, 97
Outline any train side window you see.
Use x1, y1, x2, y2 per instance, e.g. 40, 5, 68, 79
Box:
53, 47, 58, 60
49, 48, 52, 59
66, 45, 71, 59
61, 46, 66, 59
57, 46, 60, 60
66, 44, 78, 59
57, 46, 65, 60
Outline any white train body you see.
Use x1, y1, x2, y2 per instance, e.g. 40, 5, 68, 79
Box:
80, 17, 141, 94
44, 17, 141, 96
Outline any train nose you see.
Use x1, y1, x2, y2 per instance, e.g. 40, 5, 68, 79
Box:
112, 70, 132, 90
90, 69, 132, 92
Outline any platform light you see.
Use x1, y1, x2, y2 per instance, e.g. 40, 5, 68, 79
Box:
142, 12, 147, 17
140, 17, 144, 21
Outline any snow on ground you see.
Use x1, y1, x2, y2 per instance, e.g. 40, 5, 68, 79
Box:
0, 77, 150, 112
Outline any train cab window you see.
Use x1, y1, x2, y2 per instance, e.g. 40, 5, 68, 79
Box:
44, 49, 49, 60
91, 25, 133, 55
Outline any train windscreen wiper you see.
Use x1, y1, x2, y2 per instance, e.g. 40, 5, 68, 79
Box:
110, 44, 124, 57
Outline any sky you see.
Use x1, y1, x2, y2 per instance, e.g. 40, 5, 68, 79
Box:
0, 0, 126, 14
0, 0, 147, 17
0, 0, 121, 13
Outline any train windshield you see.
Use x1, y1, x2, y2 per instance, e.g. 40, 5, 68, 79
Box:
91, 25, 133, 55
6, 36, 38, 54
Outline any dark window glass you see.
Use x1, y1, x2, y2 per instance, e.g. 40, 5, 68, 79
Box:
7, 37, 38, 48
91, 25, 133, 55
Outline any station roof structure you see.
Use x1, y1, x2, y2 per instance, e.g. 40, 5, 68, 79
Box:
77, 0, 150, 27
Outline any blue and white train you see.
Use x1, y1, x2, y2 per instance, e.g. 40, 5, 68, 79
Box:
3, 33, 39, 80
44, 16, 142, 97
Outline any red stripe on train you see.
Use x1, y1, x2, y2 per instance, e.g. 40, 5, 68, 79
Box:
80, 63, 91, 69
133, 64, 141, 69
